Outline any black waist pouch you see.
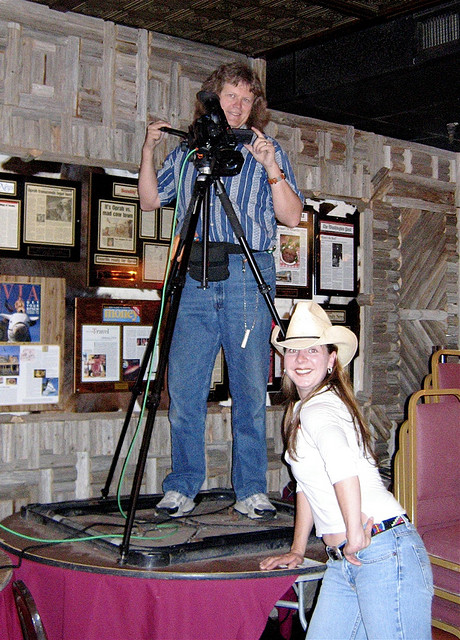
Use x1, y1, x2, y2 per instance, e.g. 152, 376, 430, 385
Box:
188, 242, 230, 282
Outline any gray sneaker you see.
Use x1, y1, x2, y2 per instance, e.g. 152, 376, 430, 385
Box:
156, 490, 195, 517
234, 493, 277, 519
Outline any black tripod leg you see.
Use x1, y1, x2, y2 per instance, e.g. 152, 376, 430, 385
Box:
213, 177, 286, 339
118, 177, 210, 563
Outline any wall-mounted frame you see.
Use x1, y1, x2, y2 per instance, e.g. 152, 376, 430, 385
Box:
274, 206, 313, 299
88, 173, 174, 289
74, 297, 161, 393
0, 172, 81, 261
74, 297, 229, 402
0, 276, 65, 410
312, 198, 359, 297
323, 299, 360, 382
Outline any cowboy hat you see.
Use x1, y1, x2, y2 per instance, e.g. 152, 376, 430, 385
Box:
271, 301, 358, 367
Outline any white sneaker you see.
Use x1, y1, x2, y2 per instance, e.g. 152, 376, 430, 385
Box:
156, 490, 195, 517
234, 493, 277, 519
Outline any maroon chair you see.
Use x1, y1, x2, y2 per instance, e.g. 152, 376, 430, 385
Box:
395, 389, 460, 637
431, 348, 460, 403
12, 580, 49, 640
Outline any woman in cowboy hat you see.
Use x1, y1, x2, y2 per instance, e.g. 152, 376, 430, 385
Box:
260, 301, 433, 639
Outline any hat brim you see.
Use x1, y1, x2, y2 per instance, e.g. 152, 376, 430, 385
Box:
271, 324, 358, 367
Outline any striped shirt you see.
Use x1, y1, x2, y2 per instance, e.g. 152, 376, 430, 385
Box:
156, 134, 303, 251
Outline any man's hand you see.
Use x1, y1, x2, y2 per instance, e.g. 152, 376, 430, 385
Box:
142, 120, 172, 153
244, 127, 277, 171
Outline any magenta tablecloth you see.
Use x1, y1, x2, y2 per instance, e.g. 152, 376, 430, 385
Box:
0, 555, 297, 640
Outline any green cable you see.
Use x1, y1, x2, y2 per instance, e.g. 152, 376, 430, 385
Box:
1, 148, 199, 548
116, 147, 197, 520
0, 519, 178, 544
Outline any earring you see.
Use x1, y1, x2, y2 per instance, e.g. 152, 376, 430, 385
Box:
327, 366, 332, 374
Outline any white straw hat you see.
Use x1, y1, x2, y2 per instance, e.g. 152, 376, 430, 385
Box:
271, 301, 358, 367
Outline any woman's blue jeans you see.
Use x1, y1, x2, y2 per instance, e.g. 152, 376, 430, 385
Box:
164, 251, 276, 500
307, 521, 433, 640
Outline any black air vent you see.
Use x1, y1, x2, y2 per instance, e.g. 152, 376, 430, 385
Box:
418, 9, 459, 50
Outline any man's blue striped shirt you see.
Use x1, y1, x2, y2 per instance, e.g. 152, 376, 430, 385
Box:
156, 135, 303, 251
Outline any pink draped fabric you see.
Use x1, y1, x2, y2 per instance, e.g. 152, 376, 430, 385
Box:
0, 555, 297, 640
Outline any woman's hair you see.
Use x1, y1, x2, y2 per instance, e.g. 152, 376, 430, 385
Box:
193, 62, 270, 131
282, 345, 378, 463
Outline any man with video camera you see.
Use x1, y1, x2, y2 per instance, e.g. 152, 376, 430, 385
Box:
138, 61, 303, 519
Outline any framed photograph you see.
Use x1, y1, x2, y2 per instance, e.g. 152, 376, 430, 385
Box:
313, 199, 359, 297
275, 208, 314, 299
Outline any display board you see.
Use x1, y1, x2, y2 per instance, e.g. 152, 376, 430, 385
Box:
312, 198, 359, 297
0, 276, 65, 410
87, 173, 174, 289
74, 298, 229, 401
0, 172, 81, 261
274, 205, 314, 299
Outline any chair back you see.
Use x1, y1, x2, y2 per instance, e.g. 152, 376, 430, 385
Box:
431, 349, 460, 403
12, 580, 49, 640
400, 389, 460, 531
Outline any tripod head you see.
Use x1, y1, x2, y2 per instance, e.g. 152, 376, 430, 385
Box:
160, 90, 253, 177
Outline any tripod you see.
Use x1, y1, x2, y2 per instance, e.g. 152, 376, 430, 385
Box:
102, 152, 286, 563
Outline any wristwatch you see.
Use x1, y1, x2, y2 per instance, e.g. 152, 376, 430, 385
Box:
268, 170, 285, 185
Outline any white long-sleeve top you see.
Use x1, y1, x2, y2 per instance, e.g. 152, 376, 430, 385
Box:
286, 388, 403, 536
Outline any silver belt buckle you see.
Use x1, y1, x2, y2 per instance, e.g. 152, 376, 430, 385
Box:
326, 542, 346, 561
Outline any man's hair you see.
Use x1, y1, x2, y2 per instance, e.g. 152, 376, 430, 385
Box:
193, 62, 270, 131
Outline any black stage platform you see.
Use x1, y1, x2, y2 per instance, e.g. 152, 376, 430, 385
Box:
7, 489, 319, 570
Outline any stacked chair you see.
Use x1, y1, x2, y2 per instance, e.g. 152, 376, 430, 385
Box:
394, 348, 460, 637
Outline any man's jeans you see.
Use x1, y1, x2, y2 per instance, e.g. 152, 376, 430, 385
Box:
164, 251, 276, 500
307, 522, 433, 639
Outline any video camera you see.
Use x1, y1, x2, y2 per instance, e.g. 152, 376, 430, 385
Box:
161, 90, 253, 177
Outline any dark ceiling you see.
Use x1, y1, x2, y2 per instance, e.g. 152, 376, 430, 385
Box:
27, 0, 460, 151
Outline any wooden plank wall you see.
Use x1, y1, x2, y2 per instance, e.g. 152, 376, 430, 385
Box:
0, 0, 458, 492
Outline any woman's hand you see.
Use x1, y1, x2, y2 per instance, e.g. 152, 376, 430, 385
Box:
343, 517, 374, 566
260, 550, 304, 571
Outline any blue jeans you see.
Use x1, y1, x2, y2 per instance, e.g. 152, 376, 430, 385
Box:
164, 251, 276, 500
306, 521, 433, 640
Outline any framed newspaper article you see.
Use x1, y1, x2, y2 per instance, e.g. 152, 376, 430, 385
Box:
274, 206, 314, 299
88, 173, 174, 289
313, 199, 359, 297
0, 172, 81, 261
74, 297, 229, 401
74, 297, 161, 393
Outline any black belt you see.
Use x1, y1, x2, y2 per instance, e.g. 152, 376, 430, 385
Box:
325, 514, 409, 561
204, 242, 268, 255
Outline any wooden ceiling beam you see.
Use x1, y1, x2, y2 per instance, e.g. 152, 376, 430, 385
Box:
302, 0, 378, 19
